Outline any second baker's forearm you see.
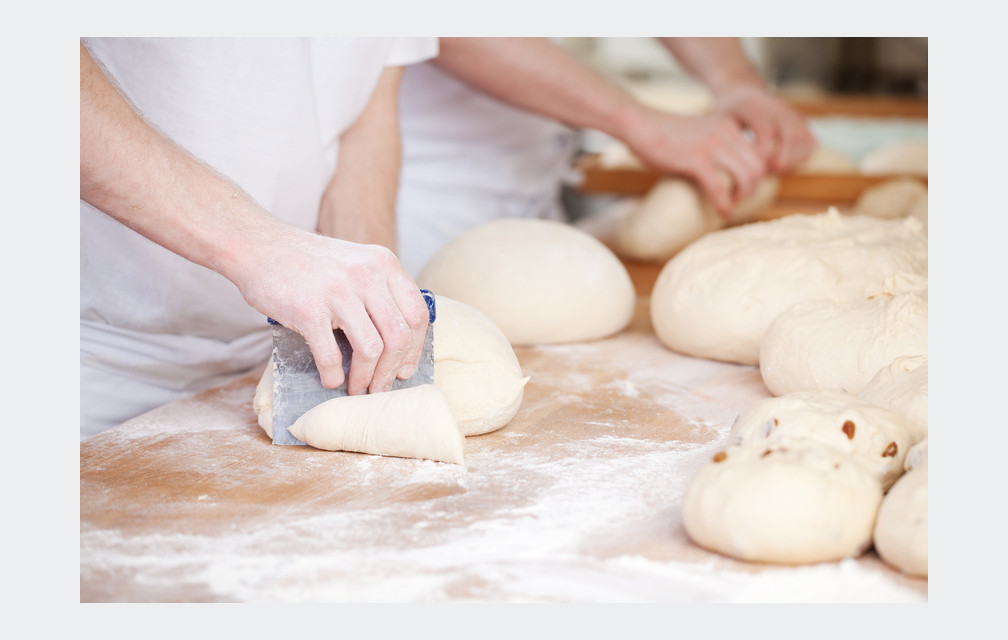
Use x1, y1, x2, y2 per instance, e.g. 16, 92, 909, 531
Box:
434, 38, 647, 145
658, 38, 766, 98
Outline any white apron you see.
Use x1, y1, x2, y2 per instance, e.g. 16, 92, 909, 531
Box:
395, 56, 580, 276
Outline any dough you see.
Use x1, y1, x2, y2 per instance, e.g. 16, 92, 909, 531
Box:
725, 390, 914, 490
759, 292, 928, 396
253, 295, 531, 449
873, 437, 928, 577
853, 177, 928, 223
613, 176, 779, 262
432, 296, 530, 436
288, 384, 465, 465
797, 145, 857, 174
650, 209, 928, 365
682, 445, 882, 565
904, 437, 928, 472
859, 355, 928, 443
417, 218, 636, 345
614, 179, 719, 261
859, 139, 928, 175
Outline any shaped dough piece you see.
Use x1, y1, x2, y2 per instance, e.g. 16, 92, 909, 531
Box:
860, 355, 928, 443
288, 384, 465, 465
797, 145, 857, 174
859, 139, 928, 175
650, 209, 928, 365
725, 390, 914, 490
853, 177, 928, 222
433, 296, 530, 436
254, 297, 530, 444
873, 462, 928, 577
615, 177, 780, 262
417, 218, 635, 345
682, 446, 882, 565
759, 293, 928, 397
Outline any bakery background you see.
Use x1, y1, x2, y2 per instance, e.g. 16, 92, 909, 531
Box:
561, 37, 928, 224
81, 37, 929, 604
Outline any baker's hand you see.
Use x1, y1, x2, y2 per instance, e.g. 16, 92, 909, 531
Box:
714, 85, 816, 174
622, 107, 767, 217
235, 227, 430, 396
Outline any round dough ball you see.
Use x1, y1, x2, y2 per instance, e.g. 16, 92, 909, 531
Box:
859, 140, 928, 175
433, 296, 530, 436
797, 145, 857, 174
650, 209, 928, 365
615, 179, 719, 261
854, 177, 928, 221
682, 446, 882, 565
725, 389, 915, 490
417, 219, 636, 345
873, 465, 928, 577
860, 355, 928, 443
729, 176, 781, 224
615, 177, 779, 262
759, 292, 928, 397
904, 437, 928, 472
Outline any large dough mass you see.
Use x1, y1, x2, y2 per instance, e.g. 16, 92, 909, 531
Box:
417, 218, 635, 345
759, 292, 928, 396
650, 209, 928, 365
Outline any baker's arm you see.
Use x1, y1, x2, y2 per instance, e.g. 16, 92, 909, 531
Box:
79, 42, 428, 396
433, 37, 766, 215
318, 66, 403, 252
658, 38, 816, 172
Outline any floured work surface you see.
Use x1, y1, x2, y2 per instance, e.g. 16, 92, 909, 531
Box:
80, 279, 928, 602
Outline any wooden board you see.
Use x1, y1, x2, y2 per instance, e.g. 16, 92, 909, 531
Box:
574, 155, 927, 202
79, 263, 928, 603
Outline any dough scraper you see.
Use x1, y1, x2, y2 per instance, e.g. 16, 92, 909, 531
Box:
268, 289, 437, 445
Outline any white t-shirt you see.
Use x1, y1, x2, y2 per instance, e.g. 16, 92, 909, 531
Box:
395, 56, 579, 276
80, 37, 437, 439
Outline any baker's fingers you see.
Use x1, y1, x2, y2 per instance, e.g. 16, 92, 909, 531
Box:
299, 313, 347, 390
387, 274, 430, 380
334, 299, 385, 396
692, 162, 734, 218
356, 286, 418, 395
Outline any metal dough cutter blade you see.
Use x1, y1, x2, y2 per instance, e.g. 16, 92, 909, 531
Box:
268, 289, 436, 445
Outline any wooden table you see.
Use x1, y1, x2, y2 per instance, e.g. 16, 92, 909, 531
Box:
80, 264, 928, 602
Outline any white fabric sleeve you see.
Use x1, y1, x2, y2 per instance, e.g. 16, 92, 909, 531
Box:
386, 37, 438, 67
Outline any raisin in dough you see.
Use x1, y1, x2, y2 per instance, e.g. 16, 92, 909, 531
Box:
614, 177, 779, 262
650, 209, 928, 365
253, 360, 464, 464
859, 355, 928, 443
873, 438, 928, 577
759, 293, 928, 397
417, 218, 635, 345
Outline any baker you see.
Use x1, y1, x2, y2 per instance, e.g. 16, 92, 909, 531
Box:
79, 38, 437, 439
394, 37, 816, 276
